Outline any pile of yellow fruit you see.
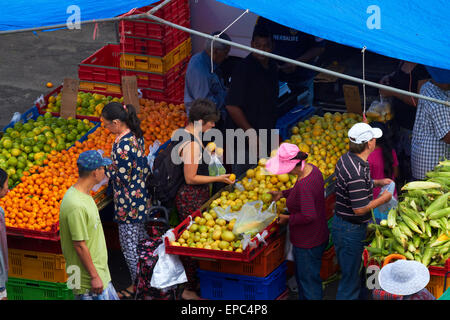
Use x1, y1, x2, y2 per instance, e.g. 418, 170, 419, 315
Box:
170, 211, 243, 252
286, 112, 363, 178
207, 158, 293, 215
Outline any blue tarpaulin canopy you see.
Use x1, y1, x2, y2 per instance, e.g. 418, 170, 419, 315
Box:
0, 0, 157, 31
217, 0, 450, 71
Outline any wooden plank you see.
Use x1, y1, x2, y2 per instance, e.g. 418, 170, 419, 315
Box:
60, 78, 79, 119
121, 76, 140, 112
343, 84, 362, 115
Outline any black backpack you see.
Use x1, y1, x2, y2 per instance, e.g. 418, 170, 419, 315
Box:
147, 140, 185, 206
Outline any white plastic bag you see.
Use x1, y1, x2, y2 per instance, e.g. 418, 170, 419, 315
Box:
147, 140, 161, 172
9, 112, 21, 126
232, 200, 277, 237
284, 228, 294, 261
376, 182, 398, 215
366, 96, 392, 122
150, 229, 187, 289
208, 154, 226, 177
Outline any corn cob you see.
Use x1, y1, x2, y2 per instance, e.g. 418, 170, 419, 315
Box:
398, 221, 414, 238
425, 222, 432, 238
408, 242, 417, 253
402, 215, 423, 234
425, 192, 449, 216
392, 242, 406, 255
404, 251, 414, 260
421, 247, 434, 267
428, 207, 450, 220
392, 226, 407, 248
400, 204, 426, 231
387, 207, 397, 229
426, 171, 450, 178
380, 219, 388, 227
429, 219, 441, 229
413, 235, 421, 248
401, 181, 442, 191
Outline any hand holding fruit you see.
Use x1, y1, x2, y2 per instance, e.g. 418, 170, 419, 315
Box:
268, 190, 283, 202
217, 174, 234, 185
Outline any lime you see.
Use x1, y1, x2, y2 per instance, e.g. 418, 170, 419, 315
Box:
28, 153, 35, 161
11, 148, 21, 157
7, 157, 18, 167
2, 138, 13, 149
23, 123, 33, 131
44, 112, 52, 119
10, 130, 20, 138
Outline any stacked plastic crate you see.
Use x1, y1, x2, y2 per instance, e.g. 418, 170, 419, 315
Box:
77, 0, 191, 102
118, 0, 191, 102
6, 236, 73, 300
195, 233, 289, 300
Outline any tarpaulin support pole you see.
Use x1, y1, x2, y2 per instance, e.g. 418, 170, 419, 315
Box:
143, 12, 450, 108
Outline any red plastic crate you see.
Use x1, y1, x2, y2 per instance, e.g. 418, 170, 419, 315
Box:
7, 235, 62, 254
6, 222, 60, 241
121, 30, 190, 56
120, 0, 190, 25
78, 44, 121, 84
427, 259, 450, 299
165, 210, 280, 263
320, 246, 339, 280
197, 233, 286, 277
36, 85, 122, 122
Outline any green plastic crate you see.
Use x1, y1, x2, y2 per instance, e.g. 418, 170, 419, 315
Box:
6, 277, 74, 300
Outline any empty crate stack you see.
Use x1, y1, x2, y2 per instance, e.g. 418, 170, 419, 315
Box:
77, 0, 191, 101
118, 0, 191, 102
6, 236, 73, 300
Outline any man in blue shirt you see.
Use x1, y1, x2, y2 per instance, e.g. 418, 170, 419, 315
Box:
184, 31, 231, 129
256, 17, 326, 108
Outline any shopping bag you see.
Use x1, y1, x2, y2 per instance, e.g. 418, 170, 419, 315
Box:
375, 182, 397, 222
208, 153, 226, 176
150, 229, 187, 289
147, 140, 161, 172
232, 200, 277, 237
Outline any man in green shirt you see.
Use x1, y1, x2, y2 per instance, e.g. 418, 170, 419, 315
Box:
60, 150, 118, 300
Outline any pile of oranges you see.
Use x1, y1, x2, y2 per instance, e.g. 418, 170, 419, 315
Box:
138, 98, 187, 153
1, 128, 115, 232
1, 98, 187, 233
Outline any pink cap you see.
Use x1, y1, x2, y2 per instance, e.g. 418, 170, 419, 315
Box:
265, 143, 303, 175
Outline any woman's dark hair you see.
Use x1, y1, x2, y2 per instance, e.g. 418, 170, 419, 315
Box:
188, 99, 220, 124
0, 168, 8, 189
292, 151, 309, 166
101, 102, 143, 138
371, 121, 394, 178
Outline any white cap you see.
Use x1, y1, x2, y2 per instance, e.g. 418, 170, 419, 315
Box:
348, 122, 383, 144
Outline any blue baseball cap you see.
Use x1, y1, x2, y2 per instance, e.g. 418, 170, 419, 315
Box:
77, 150, 112, 171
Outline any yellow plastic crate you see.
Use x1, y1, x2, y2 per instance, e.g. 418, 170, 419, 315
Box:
79, 81, 122, 95
426, 274, 450, 299
120, 38, 191, 74
8, 249, 68, 283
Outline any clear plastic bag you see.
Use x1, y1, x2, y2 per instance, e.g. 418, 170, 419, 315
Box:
208, 154, 226, 177
147, 140, 161, 172
376, 182, 398, 216
232, 200, 277, 237
150, 229, 187, 289
366, 96, 392, 123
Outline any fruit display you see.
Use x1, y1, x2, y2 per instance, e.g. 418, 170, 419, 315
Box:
45, 91, 123, 117
285, 112, 363, 179
0, 112, 96, 188
366, 160, 450, 267
170, 211, 244, 252
138, 98, 187, 152
0, 127, 114, 232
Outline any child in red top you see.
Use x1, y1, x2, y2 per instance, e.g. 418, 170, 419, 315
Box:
367, 122, 399, 199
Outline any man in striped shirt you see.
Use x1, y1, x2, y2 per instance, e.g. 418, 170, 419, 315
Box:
331, 123, 393, 300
